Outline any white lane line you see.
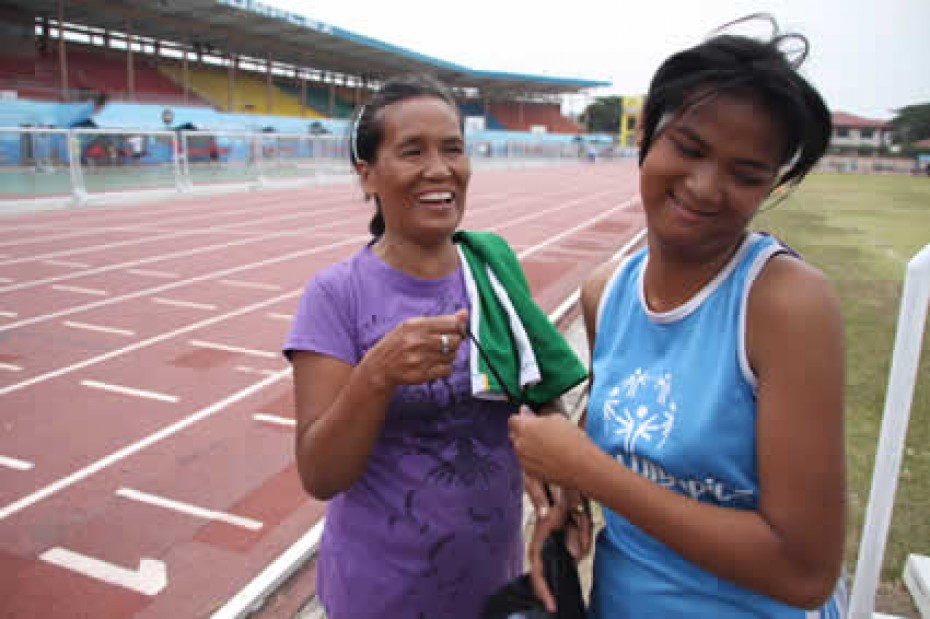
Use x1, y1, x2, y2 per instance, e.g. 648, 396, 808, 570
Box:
116, 487, 263, 531
0, 455, 34, 470
0, 277, 13, 284
0, 363, 23, 372
81, 380, 178, 403
0, 288, 301, 397
39, 548, 167, 596
0, 209, 359, 295
235, 366, 280, 377
0, 369, 290, 520
253, 413, 296, 428
219, 279, 282, 291
513, 196, 640, 259
127, 269, 179, 279
42, 259, 91, 268
51, 284, 108, 296
266, 312, 292, 321
63, 321, 136, 337
0, 231, 199, 267
190, 340, 277, 359
152, 297, 217, 311
0, 310, 17, 318
0, 234, 367, 332
0, 194, 355, 271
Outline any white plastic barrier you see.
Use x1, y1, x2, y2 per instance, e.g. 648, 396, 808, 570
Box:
850, 242, 930, 618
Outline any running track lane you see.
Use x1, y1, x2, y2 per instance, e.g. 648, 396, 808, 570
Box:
0, 162, 644, 618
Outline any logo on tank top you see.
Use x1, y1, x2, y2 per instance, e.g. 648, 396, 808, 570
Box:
602, 368, 756, 506
603, 368, 676, 454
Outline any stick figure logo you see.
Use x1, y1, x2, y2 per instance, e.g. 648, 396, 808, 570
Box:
603, 368, 677, 455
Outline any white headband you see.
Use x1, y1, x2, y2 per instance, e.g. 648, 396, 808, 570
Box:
351, 105, 366, 162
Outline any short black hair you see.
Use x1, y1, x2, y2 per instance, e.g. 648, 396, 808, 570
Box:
639, 14, 832, 189
350, 74, 462, 237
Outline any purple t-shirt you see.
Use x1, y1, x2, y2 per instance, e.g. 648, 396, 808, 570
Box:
284, 245, 523, 619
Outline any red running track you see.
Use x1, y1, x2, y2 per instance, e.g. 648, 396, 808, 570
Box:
0, 161, 644, 618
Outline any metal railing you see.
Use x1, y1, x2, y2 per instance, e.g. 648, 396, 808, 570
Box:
0, 127, 629, 207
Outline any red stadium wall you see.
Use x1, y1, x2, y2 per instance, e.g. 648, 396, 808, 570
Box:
488, 101, 582, 134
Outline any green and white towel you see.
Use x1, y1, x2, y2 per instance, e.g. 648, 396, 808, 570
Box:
453, 230, 588, 409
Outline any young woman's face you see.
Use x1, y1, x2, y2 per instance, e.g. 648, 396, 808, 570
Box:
360, 96, 470, 244
640, 93, 785, 261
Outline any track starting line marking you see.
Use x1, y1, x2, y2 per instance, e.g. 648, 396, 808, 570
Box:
51, 284, 108, 296
253, 413, 296, 428
81, 380, 178, 403
190, 340, 277, 358
63, 321, 136, 337
0, 455, 34, 470
117, 487, 263, 530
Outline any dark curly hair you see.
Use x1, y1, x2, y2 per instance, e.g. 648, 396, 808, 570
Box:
639, 14, 832, 190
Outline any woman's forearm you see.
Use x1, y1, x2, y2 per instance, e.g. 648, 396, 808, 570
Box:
296, 361, 394, 500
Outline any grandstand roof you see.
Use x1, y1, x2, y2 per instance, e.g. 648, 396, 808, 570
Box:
14, 0, 610, 97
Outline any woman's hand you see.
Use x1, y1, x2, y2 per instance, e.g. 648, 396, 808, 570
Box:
562, 487, 593, 561
524, 483, 593, 613
360, 308, 468, 391
513, 407, 595, 612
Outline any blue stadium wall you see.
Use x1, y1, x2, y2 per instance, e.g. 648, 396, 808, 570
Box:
0, 99, 614, 166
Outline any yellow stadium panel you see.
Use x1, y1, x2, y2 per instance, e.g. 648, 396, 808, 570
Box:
159, 65, 324, 118
619, 95, 644, 148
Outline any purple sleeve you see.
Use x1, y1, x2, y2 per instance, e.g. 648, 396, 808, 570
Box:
283, 274, 358, 365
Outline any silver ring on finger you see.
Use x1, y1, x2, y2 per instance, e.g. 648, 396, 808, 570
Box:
440, 333, 450, 356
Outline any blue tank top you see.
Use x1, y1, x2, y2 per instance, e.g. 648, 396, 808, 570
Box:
587, 232, 846, 618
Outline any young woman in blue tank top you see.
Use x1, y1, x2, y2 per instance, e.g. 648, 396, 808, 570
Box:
509, 14, 848, 618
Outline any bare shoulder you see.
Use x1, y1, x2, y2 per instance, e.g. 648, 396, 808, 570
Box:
580, 258, 622, 311
580, 258, 626, 346
747, 253, 844, 372
749, 253, 841, 323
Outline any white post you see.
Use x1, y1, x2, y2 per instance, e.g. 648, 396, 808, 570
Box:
180, 131, 192, 190
171, 132, 188, 192
849, 242, 930, 618
66, 130, 88, 205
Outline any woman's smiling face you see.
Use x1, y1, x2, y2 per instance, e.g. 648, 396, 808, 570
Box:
359, 95, 470, 246
639, 93, 786, 261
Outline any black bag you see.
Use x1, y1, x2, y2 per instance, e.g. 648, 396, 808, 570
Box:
481, 529, 586, 619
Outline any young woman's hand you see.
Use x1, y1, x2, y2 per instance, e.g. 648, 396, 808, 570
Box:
509, 407, 589, 487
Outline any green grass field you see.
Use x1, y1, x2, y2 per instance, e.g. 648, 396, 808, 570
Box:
754, 173, 930, 613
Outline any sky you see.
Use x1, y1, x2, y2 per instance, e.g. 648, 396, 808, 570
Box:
258, 0, 930, 120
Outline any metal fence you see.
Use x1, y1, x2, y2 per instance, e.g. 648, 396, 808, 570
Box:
0, 127, 617, 205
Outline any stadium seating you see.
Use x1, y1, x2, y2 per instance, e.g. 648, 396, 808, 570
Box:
488, 101, 582, 134
159, 64, 322, 118
274, 79, 353, 119
0, 51, 62, 101
459, 101, 505, 130
0, 47, 199, 105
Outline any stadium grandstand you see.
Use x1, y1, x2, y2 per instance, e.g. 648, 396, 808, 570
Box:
0, 0, 613, 136
0, 0, 619, 201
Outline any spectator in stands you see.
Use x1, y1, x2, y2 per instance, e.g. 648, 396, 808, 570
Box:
509, 14, 849, 618
284, 74, 587, 619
